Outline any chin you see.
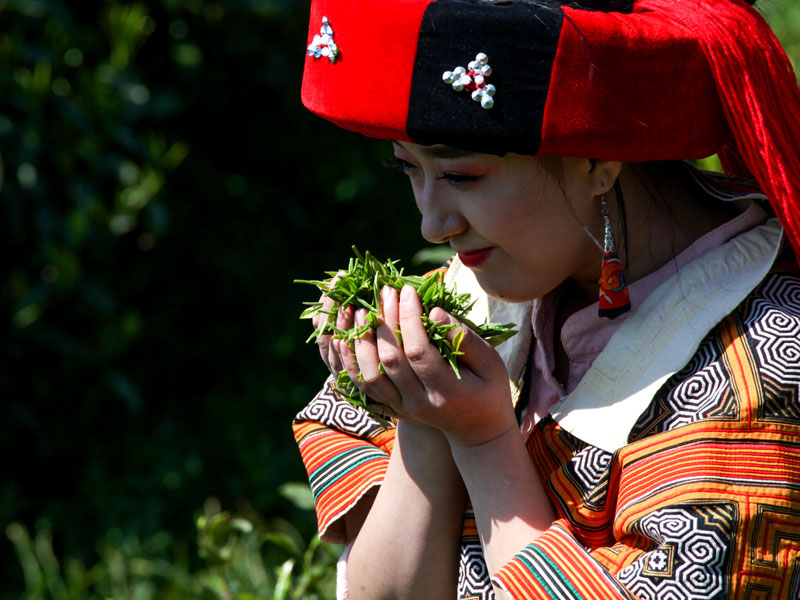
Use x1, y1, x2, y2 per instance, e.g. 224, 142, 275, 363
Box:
474, 267, 560, 303
489, 291, 534, 303
476, 278, 536, 304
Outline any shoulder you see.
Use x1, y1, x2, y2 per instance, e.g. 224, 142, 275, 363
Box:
736, 257, 800, 322
732, 258, 800, 391
631, 257, 800, 440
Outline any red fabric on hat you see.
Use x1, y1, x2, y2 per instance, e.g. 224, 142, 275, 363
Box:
539, 6, 726, 161
301, 1, 433, 141
300, 0, 800, 258
644, 0, 800, 258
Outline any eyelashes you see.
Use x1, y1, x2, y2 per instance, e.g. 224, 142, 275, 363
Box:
383, 156, 414, 172
383, 156, 480, 187
436, 173, 480, 186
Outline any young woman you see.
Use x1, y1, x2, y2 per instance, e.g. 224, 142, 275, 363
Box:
294, 0, 800, 598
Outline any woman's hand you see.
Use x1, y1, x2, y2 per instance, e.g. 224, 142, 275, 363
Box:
311, 273, 355, 378
342, 284, 518, 447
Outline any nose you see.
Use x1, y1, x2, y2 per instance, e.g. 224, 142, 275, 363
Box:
417, 183, 468, 244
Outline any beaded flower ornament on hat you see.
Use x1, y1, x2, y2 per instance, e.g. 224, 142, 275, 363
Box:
301, 0, 800, 304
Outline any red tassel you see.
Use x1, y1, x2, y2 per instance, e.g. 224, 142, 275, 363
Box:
599, 250, 631, 319
642, 0, 800, 260
598, 195, 631, 319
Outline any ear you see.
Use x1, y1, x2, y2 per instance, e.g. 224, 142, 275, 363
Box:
588, 159, 623, 197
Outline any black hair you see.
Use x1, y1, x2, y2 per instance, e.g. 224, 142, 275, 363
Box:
493, 0, 756, 13
489, 0, 634, 12
557, 0, 634, 12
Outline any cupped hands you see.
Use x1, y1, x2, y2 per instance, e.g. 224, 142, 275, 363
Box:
332, 284, 517, 447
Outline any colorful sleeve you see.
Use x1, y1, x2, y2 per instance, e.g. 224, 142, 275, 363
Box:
293, 377, 395, 544
492, 520, 639, 600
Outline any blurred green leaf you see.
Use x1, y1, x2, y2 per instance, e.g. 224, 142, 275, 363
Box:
264, 533, 302, 559
412, 245, 455, 267
277, 482, 315, 512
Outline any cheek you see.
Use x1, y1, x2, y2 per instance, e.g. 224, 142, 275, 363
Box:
471, 196, 566, 245
464, 187, 534, 234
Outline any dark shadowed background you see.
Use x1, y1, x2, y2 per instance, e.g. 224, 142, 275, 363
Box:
1, 0, 798, 597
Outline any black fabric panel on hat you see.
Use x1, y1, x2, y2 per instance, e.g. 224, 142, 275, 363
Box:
407, 0, 563, 155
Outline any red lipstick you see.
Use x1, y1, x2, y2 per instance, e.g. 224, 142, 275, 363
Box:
457, 248, 493, 268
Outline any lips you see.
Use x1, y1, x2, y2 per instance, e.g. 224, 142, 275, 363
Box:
457, 248, 493, 268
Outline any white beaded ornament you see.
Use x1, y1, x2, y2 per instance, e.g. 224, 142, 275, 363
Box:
307, 16, 339, 63
442, 53, 496, 109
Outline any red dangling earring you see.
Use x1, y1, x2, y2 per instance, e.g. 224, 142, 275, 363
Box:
598, 190, 631, 319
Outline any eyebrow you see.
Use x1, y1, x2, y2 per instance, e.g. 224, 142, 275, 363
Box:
393, 141, 476, 160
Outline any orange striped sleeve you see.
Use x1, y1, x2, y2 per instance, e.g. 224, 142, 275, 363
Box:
493, 520, 640, 600
293, 419, 392, 544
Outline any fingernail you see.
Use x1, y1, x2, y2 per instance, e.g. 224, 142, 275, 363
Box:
379, 287, 390, 320
354, 309, 366, 326
400, 285, 414, 303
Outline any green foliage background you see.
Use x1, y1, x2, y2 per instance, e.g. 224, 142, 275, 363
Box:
1, 0, 798, 597
0, 0, 424, 596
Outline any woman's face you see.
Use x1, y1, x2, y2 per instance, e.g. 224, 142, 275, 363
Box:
392, 141, 603, 303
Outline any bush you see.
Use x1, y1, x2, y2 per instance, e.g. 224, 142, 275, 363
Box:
7, 485, 340, 600
0, 0, 420, 595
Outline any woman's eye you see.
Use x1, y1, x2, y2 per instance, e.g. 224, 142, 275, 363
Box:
437, 173, 480, 187
384, 157, 479, 186
384, 156, 416, 174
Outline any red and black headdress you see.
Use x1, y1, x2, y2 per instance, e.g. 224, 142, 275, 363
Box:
301, 0, 800, 257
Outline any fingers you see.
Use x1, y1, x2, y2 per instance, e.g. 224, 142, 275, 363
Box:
343, 286, 428, 413
374, 287, 424, 399
339, 311, 362, 384
331, 305, 356, 374
313, 300, 335, 373
323, 283, 512, 442
311, 289, 335, 336
397, 285, 453, 389
314, 272, 351, 376
316, 282, 491, 420
346, 306, 404, 407
380, 284, 401, 335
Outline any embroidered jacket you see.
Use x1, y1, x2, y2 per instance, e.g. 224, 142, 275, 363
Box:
293, 186, 800, 598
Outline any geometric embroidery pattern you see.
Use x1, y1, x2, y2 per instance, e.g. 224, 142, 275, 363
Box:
759, 376, 800, 423
748, 504, 800, 597
295, 377, 386, 437
458, 540, 493, 600
630, 337, 737, 441
618, 504, 735, 600
743, 273, 800, 423
564, 445, 612, 508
